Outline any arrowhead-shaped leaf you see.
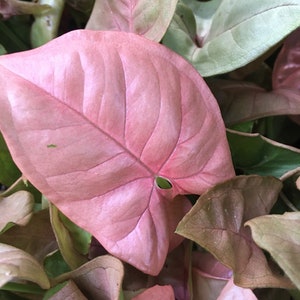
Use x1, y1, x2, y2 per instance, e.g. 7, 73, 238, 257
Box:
86, 0, 178, 42
0, 30, 234, 275
246, 212, 300, 290
164, 0, 300, 77
176, 175, 293, 288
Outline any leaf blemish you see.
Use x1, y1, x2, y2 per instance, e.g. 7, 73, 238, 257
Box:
47, 144, 57, 148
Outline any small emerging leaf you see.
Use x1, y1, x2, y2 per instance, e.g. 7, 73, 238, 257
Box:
246, 212, 300, 290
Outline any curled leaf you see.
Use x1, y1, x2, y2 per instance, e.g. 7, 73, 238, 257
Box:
0, 0, 50, 19
0, 190, 33, 233
0, 30, 234, 274
30, 0, 65, 47
49, 204, 90, 270
0, 243, 50, 289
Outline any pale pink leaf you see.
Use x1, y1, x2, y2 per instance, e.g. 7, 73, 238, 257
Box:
0, 30, 234, 275
86, 0, 178, 42
217, 278, 257, 300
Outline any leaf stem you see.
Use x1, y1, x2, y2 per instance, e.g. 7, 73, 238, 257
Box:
0, 282, 45, 295
280, 192, 298, 212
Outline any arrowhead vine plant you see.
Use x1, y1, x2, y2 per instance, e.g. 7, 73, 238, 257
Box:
0, 1, 300, 299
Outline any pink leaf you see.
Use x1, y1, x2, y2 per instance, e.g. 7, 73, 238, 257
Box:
132, 285, 175, 300
0, 30, 234, 275
217, 278, 257, 300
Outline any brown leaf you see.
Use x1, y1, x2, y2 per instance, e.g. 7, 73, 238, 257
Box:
0, 209, 57, 263
54, 255, 124, 300
176, 175, 293, 288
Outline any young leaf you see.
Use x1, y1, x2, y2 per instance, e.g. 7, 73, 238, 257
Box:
0, 190, 33, 233
0, 243, 50, 289
246, 212, 300, 290
176, 175, 293, 288
0, 30, 234, 275
227, 129, 300, 177
86, 0, 178, 42
54, 255, 124, 300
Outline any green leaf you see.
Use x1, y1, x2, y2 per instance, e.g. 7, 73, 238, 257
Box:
176, 175, 293, 288
0, 133, 21, 187
165, 0, 300, 77
0, 45, 6, 55
0, 191, 33, 233
49, 204, 90, 270
246, 212, 300, 289
227, 129, 300, 178
162, 2, 197, 61
0, 243, 50, 289
44, 250, 71, 278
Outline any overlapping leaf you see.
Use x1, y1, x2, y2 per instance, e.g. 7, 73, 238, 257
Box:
227, 129, 300, 177
176, 175, 293, 288
0, 191, 33, 232
86, 0, 178, 42
0, 243, 50, 289
246, 212, 300, 290
54, 255, 124, 299
0, 30, 234, 275
163, 0, 300, 76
